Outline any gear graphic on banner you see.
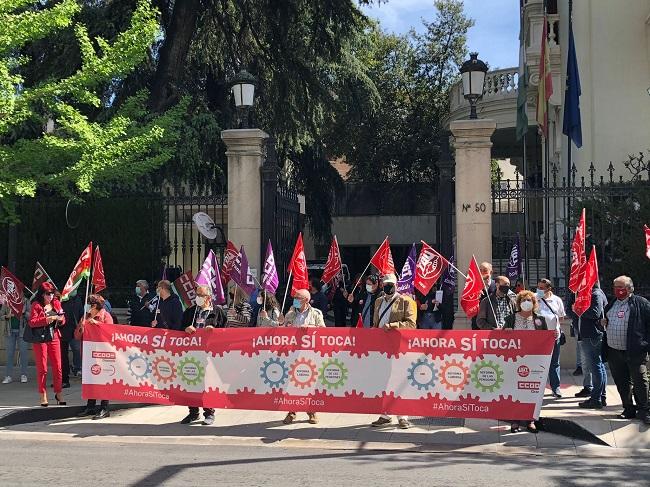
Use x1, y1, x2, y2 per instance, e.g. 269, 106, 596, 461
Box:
407, 357, 437, 390
152, 356, 177, 385
177, 356, 205, 386
470, 360, 505, 393
127, 353, 151, 380
318, 358, 348, 389
289, 358, 318, 389
439, 359, 470, 392
259, 357, 289, 388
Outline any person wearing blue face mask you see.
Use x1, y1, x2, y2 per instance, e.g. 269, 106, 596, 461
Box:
128, 280, 155, 327
278, 289, 325, 425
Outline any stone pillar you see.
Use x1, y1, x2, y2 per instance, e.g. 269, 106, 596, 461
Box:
221, 128, 269, 277
450, 119, 496, 318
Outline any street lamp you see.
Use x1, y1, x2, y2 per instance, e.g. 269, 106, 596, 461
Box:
460, 52, 488, 119
229, 69, 257, 129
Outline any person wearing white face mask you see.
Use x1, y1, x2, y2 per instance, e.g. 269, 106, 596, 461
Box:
348, 274, 382, 328
503, 290, 548, 433
179, 285, 224, 426
536, 279, 566, 398
256, 290, 282, 327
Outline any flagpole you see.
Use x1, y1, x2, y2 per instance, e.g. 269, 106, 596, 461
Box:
38, 262, 58, 291
281, 270, 293, 313
566, 0, 574, 294
350, 261, 372, 296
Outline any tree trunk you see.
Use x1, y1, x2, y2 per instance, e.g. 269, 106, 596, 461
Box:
149, 0, 200, 112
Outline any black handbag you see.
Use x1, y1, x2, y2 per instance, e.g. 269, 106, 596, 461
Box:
22, 324, 55, 343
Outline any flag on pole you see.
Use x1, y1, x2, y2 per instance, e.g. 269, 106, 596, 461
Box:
0, 267, 26, 316
172, 271, 197, 310
568, 208, 586, 293
92, 245, 107, 293
32, 261, 57, 292
414, 241, 448, 296
261, 240, 279, 294
195, 249, 226, 304
505, 234, 522, 282
460, 256, 483, 318
397, 243, 417, 294
221, 240, 239, 286
355, 313, 364, 329
441, 254, 456, 295
370, 237, 395, 276
61, 242, 93, 301
562, 14, 582, 148
232, 246, 256, 296
321, 236, 343, 285
536, 12, 553, 138
288, 233, 309, 295
515, 4, 529, 141
573, 247, 599, 316
644, 225, 650, 260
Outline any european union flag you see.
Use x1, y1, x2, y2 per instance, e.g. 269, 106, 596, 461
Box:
562, 21, 582, 148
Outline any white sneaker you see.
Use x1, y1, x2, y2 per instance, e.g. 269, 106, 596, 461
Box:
20, 375, 28, 383
1, 376, 12, 384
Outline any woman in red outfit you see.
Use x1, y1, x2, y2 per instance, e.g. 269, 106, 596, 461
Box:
29, 282, 66, 406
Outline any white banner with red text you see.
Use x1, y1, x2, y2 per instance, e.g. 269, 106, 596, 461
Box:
82, 324, 555, 420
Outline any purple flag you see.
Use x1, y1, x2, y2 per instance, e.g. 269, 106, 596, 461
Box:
195, 249, 226, 305
505, 234, 522, 282
396, 243, 417, 294
261, 240, 279, 294
441, 253, 456, 294
232, 246, 256, 296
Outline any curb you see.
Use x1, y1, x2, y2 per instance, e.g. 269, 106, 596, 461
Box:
0, 403, 151, 428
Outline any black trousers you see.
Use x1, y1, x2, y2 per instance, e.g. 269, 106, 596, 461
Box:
87, 399, 109, 410
60, 339, 71, 383
607, 347, 649, 412
334, 307, 348, 327
189, 407, 214, 417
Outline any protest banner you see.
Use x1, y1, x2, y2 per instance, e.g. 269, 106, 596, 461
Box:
83, 324, 555, 420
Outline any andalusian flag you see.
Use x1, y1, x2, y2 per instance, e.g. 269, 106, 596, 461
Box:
536, 12, 553, 138
61, 242, 93, 301
515, 3, 529, 141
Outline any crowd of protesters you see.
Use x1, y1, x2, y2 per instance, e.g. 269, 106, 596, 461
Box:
2, 265, 649, 432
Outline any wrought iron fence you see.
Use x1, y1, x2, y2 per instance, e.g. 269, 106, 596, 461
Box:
491, 160, 650, 300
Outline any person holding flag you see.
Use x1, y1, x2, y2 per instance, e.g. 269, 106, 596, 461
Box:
370, 273, 416, 429
1, 297, 30, 385
129, 280, 156, 327
256, 290, 282, 327
348, 274, 382, 329
603, 276, 650, 424
476, 276, 517, 330
152, 280, 183, 330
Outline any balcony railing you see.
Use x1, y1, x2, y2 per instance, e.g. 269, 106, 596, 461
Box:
449, 67, 519, 116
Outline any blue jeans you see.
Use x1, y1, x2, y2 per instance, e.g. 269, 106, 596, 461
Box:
581, 336, 607, 404
576, 339, 582, 368
5, 330, 29, 377
70, 338, 81, 372
549, 339, 561, 392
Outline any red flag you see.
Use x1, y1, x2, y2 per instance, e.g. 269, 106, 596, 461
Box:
92, 245, 106, 293
645, 225, 650, 260
0, 267, 26, 316
321, 236, 343, 285
414, 241, 448, 295
370, 237, 395, 276
574, 247, 599, 317
288, 233, 309, 294
221, 240, 239, 285
61, 242, 93, 301
32, 261, 57, 292
568, 208, 586, 293
356, 313, 364, 328
460, 256, 483, 318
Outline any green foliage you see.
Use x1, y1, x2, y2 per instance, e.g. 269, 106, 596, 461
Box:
326, 0, 473, 183
0, 0, 183, 220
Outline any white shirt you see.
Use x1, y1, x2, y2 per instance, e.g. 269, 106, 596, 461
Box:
537, 294, 566, 331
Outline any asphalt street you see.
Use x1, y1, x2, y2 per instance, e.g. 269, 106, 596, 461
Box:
1, 439, 649, 486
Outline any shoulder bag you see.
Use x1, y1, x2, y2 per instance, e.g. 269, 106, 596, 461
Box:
541, 297, 566, 345
23, 324, 55, 343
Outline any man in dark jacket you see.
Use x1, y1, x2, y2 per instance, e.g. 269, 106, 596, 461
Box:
129, 280, 156, 327
576, 283, 608, 409
604, 275, 650, 423
152, 280, 183, 331
60, 290, 83, 386
476, 276, 516, 329
471, 262, 496, 330
310, 278, 329, 320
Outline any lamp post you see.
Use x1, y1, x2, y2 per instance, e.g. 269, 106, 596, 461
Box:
460, 52, 488, 119
229, 69, 257, 129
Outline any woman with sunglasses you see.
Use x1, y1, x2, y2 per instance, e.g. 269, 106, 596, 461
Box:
28, 282, 66, 407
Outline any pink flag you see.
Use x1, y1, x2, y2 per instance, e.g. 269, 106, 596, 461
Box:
232, 246, 256, 296
645, 225, 650, 260
261, 240, 279, 294
195, 249, 226, 305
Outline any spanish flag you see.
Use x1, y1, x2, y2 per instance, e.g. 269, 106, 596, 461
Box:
536, 13, 553, 138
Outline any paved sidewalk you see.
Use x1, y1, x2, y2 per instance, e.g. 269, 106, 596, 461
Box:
1, 367, 649, 457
